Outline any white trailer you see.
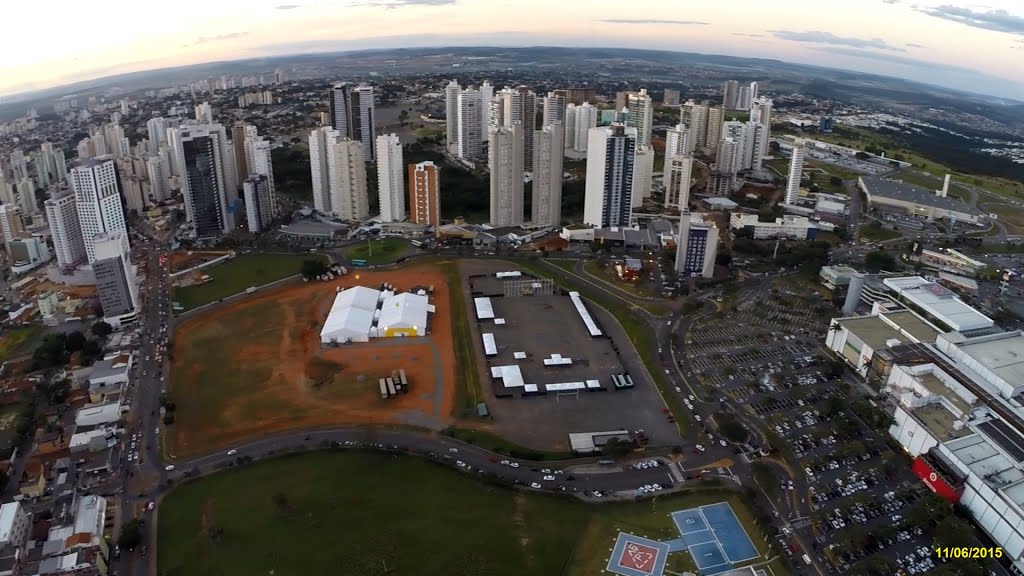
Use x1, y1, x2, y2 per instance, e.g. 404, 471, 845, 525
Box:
379, 379, 389, 399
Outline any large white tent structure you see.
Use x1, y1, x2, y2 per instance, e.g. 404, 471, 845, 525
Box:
320, 286, 435, 343
320, 286, 381, 343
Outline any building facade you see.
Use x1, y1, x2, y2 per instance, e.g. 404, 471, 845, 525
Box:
583, 124, 637, 229
531, 123, 564, 228
488, 124, 525, 226
93, 231, 139, 326
408, 161, 440, 229
376, 133, 405, 222
70, 157, 126, 263
243, 175, 274, 233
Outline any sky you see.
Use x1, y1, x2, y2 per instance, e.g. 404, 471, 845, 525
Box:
1, 0, 1024, 100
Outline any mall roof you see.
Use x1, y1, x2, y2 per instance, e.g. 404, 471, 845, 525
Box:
861, 176, 984, 215
957, 331, 1024, 390
883, 277, 993, 332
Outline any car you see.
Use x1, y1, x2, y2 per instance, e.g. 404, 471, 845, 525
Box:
147, 501, 155, 510
530, 482, 542, 489
695, 444, 706, 452
510, 462, 520, 468
449, 448, 458, 453
543, 475, 555, 481
165, 465, 175, 471
226, 449, 238, 456
456, 461, 466, 468
541, 468, 551, 473
720, 440, 727, 447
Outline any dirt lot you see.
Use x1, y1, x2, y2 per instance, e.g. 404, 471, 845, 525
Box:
169, 264, 456, 457
25, 281, 96, 300
458, 260, 678, 451
168, 250, 233, 274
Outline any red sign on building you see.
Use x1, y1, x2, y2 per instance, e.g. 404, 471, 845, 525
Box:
912, 457, 962, 503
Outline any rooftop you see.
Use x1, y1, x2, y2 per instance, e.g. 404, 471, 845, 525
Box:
840, 310, 940, 350
913, 403, 971, 441
861, 176, 984, 215
89, 355, 131, 381
0, 503, 21, 543
883, 277, 992, 332
957, 331, 1024, 390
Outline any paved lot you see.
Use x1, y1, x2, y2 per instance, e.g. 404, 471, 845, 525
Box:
460, 260, 679, 451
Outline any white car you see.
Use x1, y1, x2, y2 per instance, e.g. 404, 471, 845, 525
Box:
510, 462, 520, 468
530, 482, 542, 489
164, 465, 175, 471
695, 415, 702, 422
449, 448, 458, 453
720, 440, 728, 447
695, 445, 706, 452
543, 475, 555, 481
227, 449, 238, 456
147, 501, 155, 511
456, 461, 466, 468
541, 468, 551, 474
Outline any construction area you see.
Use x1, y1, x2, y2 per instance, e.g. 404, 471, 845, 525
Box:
458, 260, 678, 451
168, 264, 455, 458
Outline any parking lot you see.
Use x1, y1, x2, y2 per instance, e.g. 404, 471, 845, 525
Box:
679, 276, 945, 573
459, 260, 679, 451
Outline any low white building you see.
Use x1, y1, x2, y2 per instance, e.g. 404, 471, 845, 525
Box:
319, 286, 434, 343
74, 402, 122, 428
729, 213, 818, 240
88, 353, 132, 402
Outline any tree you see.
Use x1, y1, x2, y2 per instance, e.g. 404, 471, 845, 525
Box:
829, 176, 843, 186
65, 331, 86, 352
300, 259, 329, 279
118, 519, 144, 550
864, 251, 897, 273
600, 438, 637, 458
90, 321, 113, 338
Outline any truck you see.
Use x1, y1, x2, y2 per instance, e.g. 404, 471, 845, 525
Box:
245, 286, 257, 294
397, 369, 408, 389
379, 379, 389, 399
386, 378, 397, 397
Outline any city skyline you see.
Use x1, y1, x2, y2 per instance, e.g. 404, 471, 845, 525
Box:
1, 0, 1023, 100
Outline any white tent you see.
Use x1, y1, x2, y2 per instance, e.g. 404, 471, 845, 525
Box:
320, 286, 381, 343
377, 292, 435, 337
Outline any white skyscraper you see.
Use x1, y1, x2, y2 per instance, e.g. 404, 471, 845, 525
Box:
246, 137, 276, 217
488, 124, 525, 227
496, 87, 537, 171
70, 157, 126, 264
195, 102, 213, 123
44, 193, 85, 269
542, 92, 567, 127
147, 156, 168, 202
572, 103, 598, 153
682, 101, 710, 149
664, 155, 694, 209
17, 178, 35, 215
531, 123, 564, 227
716, 137, 739, 175
326, 136, 368, 221
750, 97, 773, 159
480, 81, 494, 140
444, 80, 461, 153
626, 89, 654, 147
785, 140, 806, 205
53, 149, 68, 184
146, 118, 168, 154
666, 124, 693, 158
706, 107, 724, 153
173, 124, 236, 238
375, 134, 405, 222
309, 126, 337, 214
632, 145, 655, 209
0, 172, 13, 205
457, 89, 484, 162
749, 81, 759, 102
564, 103, 577, 150
243, 175, 274, 233
583, 124, 637, 229
93, 231, 140, 326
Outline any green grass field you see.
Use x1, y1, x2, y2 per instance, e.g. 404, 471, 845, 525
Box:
173, 254, 323, 310
989, 203, 1024, 231
344, 237, 410, 265
442, 261, 481, 413
159, 452, 782, 576
0, 326, 42, 359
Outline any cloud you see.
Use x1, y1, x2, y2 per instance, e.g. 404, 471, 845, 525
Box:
599, 18, 709, 26
915, 5, 1024, 36
182, 32, 249, 48
882, 0, 899, 4
906, 42, 926, 48
732, 33, 765, 38
347, 0, 455, 6
275, 4, 300, 9
808, 46, 976, 73
771, 30, 904, 51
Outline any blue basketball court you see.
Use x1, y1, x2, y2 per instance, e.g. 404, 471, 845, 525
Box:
670, 502, 760, 574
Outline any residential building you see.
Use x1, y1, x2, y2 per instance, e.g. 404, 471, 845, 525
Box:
231, 123, 251, 187
722, 80, 740, 110
146, 117, 168, 154
376, 134, 405, 222
706, 107, 724, 153
175, 125, 236, 238
0, 501, 30, 552
572, 102, 598, 153
309, 126, 337, 214
444, 80, 461, 153
194, 101, 213, 123
326, 136, 369, 221
666, 123, 692, 157
408, 161, 440, 229
457, 89, 484, 162
147, 155, 168, 202
715, 137, 739, 175
626, 89, 653, 147
488, 124, 525, 227
0, 204, 25, 249
664, 155, 694, 209
750, 97, 774, 159
531, 123, 564, 227
70, 157, 126, 263
243, 175, 274, 233
17, 177, 35, 214
583, 124, 636, 229
785, 139, 806, 204
480, 81, 493, 140
496, 87, 537, 171
675, 212, 719, 278
44, 192, 86, 269
352, 84, 376, 162
246, 136, 275, 212
92, 231, 139, 326
682, 101, 709, 148
542, 92, 566, 128
632, 145, 655, 208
